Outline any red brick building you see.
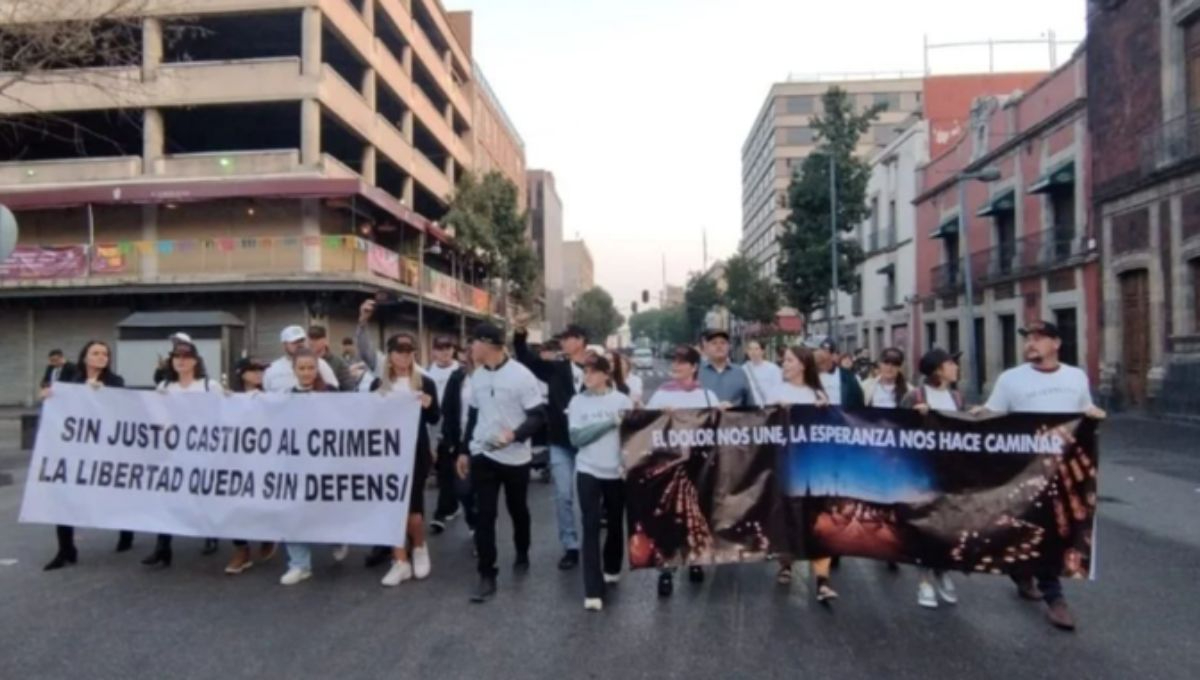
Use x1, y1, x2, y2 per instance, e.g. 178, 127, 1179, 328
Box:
913, 47, 1099, 396
1089, 0, 1200, 414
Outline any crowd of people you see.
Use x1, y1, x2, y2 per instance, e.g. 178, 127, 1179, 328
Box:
35, 299, 1103, 631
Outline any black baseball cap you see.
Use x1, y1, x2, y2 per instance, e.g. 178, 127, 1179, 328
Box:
433, 336, 456, 350
557, 324, 589, 341
919, 347, 962, 378
702, 328, 730, 341
671, 345, 702, 365
307, 325, 328, 340
235, 357, 268, 374
385, 334, 417, 353
1019, 320, 1061, 339
879, 347, 905, 366
471, 322, 505, 347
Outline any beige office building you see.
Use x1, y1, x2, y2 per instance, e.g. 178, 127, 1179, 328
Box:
0, 0, 525, 405
740, 77, 924, 277
562, 239, 594, 310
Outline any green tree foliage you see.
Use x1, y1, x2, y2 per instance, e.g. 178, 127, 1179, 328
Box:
776, 87, 880, 320
723, 253, 781, 325
443, 170, 538, 306
570, 286, 625, 342
684, 273, 721, 339
629, 305, 690, 346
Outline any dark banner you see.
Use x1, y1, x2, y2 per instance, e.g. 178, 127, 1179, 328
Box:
621, 406, 1098, 579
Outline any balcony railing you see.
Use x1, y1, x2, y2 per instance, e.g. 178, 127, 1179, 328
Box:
1141, 109, 1200, 173
929, 227, 1093, 294
866, 226, 898, 254
0, 237, 493, 315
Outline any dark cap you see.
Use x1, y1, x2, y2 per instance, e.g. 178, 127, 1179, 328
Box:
1019, 320, 1061, 339
170, 341, 199, 358
433, 336, 456, 350
879, 347, 905, 366
386, 334, 417, 353
817, 339, 837, 353
671, 345, 702, 365
307, 325, 328, 340
702, 328, 730, 342
583, 354, 612, 374
235, 357, 268, 374
471, 322, 505, 347
557, 324, 588, 341
919, 347, 962, 378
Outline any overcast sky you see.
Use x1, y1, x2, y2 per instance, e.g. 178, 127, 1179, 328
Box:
450, 0, 1087, 315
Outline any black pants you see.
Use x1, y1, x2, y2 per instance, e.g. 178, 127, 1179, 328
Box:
56, 525, 132, 552
577, 472, 625, 600
434, 442, 463, 520
472, 455, 530, 578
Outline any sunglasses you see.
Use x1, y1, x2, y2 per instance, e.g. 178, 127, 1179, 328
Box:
388, 345, 416, 354
171, 351, 197, 359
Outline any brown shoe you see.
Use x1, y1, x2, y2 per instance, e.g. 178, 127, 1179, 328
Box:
1046, 599, 1076, 631
1016, 577, 1042, 601
259, 542, 277, 562
224, 547, 253, 575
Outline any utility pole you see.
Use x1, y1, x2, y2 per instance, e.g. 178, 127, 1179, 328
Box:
828, 151, 839, 342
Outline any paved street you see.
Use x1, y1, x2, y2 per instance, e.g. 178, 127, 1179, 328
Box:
2, 383, 1199, 679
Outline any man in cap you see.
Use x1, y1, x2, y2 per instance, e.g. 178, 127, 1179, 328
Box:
263, 325, 338, 393
512, 317, 591, 570
456, 322, 546, 603
977, 319, 1104, 631
699, 328, 755, 407
812, 339, 865, 408
307, 325, 355, 391
428, 336, 464, 533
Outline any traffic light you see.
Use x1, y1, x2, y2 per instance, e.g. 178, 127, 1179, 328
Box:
641, 289, 650, 304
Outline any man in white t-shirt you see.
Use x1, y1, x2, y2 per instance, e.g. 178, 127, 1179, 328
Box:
428, 336, 463, 531
455, 322, 546, 603
742, 339, 782, 406
979, 319, 1105, 632
263, 326, 338, 393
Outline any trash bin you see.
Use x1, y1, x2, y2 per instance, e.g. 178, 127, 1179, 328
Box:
20, 413, 39, 451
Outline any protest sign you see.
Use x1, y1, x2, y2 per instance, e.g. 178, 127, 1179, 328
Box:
622, 406, 1098, 579
20, 384, 420, 546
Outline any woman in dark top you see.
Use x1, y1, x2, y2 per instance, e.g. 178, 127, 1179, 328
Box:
43, 340, 135, 571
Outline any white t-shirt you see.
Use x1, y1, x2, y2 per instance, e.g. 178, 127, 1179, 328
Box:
768, 382, 820, 405
922, 385, 960, 412
159, 378, 218, 393
984, 363, 1094, 414
871, 381, 898, 409
425, 361, 459, 405
820, 370, 843, 406
468, 357, 545, 465
744, 361, 783, 406
263, 355, 338, 393
646, 385, 719, 410
568, 389, 634, 480
625, 373, 644, 404
570, 362, 585, 394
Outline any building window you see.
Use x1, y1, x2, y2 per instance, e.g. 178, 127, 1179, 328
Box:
995, 209, 1016, 275
884, 270, 896, 309
786, 95, 816, 114
947, 320, 960, 355
926, 321, 937, 350
1192, 258, 1200, 332
873, 92, 902, 111
1186, 16, 1200, 113
1049, 188, 1076, 259
784, 127, 815, 145
1000, 314, 1017, 368
1055, 308, 1079, 367
887, 199, 897, 245
874, 326, 885, 353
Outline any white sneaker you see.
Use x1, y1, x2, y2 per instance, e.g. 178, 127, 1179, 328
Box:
935, 573, 958, 604
381, 560, 413, 587
331, 544, 350, 562
917, 581, 938, 609
280, 567, 312, 586
584, 598, 603, 611
412, 546, 432, 580
603, 572, 620, 585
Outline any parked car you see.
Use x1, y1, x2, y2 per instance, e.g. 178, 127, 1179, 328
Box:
632, 347, 654, 370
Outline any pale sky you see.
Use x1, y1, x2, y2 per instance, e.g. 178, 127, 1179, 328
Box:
450, 0, 1087, 314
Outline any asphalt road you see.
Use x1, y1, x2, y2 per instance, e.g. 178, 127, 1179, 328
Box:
1, 374, 1199, 679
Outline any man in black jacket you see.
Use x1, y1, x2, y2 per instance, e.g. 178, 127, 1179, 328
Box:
813, 340, 865, 408
513, 318, 589, 570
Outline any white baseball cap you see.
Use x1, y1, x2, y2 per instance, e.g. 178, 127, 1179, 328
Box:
280, 325, 307, 344
169, 332, 193, 344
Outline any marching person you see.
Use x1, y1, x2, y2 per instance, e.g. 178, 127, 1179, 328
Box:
42, 341, 134, 571
224, 357, 278, 575
308, 324, 355, 391
512, 318, 589, 571
439, 348, 477, 533
617, 353, 644, 406
975, 320, 1105, 631
568, 354, 633, 612
813, 340, 865, 408
264, 325, 338, 393
645, 345, 720, 597
862, 347, 913, 409
427, 336, 463, 534
767, 346, 837, 603
279, 348, 343, 586
699, 328, 755, 408
142, 339, 219, 569
457, 322, 546, 603
40, 348, 74, 390
900, 347, 966, 608
742, 338, 782, 407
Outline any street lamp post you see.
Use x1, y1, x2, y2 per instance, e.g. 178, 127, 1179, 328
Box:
956, 166, 1001, 401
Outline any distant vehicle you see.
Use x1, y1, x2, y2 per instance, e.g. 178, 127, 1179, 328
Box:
632, 347, 654, 370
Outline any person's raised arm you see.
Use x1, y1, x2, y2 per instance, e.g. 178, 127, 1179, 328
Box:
511, 319, 554, 382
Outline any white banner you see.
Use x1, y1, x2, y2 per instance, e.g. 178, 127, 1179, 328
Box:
20, 384, 420, 546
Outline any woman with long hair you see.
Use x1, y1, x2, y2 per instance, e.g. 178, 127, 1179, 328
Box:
900, 347, 965, 610
279, 349, 340, 585
142, 340, 217, 569
606, 349, 630, 397
42, 340, 135, 571
862, 347, 912, 408
224, 357, 278, 575
768, 346, 837, 602
370, 333, 440, 588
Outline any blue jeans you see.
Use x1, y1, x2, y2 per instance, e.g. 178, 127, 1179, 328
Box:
549, 444, 580, 552
286, 543, 311, 571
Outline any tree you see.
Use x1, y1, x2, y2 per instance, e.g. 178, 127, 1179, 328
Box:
723, 253, 781, 325
776, 87, 880, 322
684, 273, 721, 340
444, 170, 538, 312
629, 305, 690, 347
570, 286, 624, 342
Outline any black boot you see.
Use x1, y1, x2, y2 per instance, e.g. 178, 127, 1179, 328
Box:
688, 566, 705, 584
141, 535, 173, 568
470, 575, 497, 603
557, 549, 580, 570
44, 547, 78, 571
363, 545, 391, 569
115, 531, 134, 553
201, 538, 219, 556
657, 570, 674, 597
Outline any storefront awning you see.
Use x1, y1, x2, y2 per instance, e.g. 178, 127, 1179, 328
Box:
1028, 161, 1075, 195
930, 216, 958, 239
976, 189, 1016, 217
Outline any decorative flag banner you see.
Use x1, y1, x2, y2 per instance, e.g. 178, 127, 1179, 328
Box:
20, 384, 421, 546
157, 241, 174, 255
622, 406, 1099, 579
367, 243, 400, 280
91, 244, 127, 274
